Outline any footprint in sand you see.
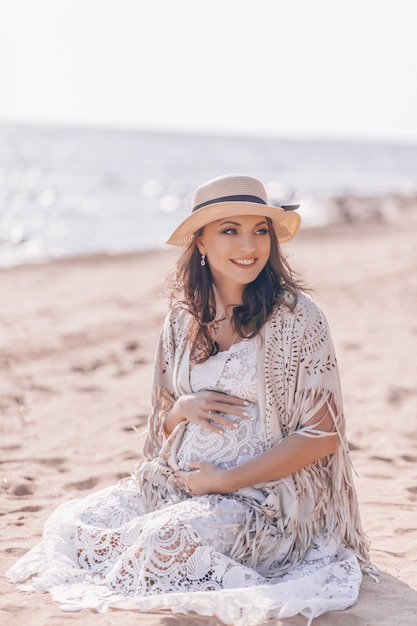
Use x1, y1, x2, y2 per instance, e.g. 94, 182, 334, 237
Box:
71, 359, 106, 374
37, 457, 66, 466
37, 457, 69, 472
370, 455, 394, 464
0, 443, 22, 452
124, 340, 139, 352
122, 413, 148, 432
12, 483, 34, 496
387, 386, 415, 406
73, 385, 104, 393
406, 486, 417, 502
401, 455, 417, 463
347, 441, 361, 451
122, 451, 137, 461
115, 472, 130, 481
5, 546, 28, 556
65, 477, 99, 491
395, 527, 416, 535
11, 504, 42, 513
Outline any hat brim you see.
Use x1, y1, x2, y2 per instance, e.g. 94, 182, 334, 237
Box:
165, 201, 301, 247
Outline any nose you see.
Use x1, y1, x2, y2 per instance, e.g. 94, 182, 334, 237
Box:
238, 232, 257, 253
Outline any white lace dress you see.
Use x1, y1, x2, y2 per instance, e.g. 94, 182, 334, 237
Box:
7, 336, 363, 625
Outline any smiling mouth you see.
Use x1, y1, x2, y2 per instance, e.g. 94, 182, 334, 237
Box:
231, 258, 256, 266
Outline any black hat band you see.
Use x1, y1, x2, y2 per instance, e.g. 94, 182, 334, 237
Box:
192, 194, 266, 213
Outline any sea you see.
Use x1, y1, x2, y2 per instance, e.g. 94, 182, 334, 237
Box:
1, 122, 416, 268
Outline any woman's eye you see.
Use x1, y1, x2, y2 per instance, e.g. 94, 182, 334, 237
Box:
222, 228, 238, 235
256, 228, 269, 235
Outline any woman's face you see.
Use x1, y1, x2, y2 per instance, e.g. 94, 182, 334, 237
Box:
197, 214, 271, 294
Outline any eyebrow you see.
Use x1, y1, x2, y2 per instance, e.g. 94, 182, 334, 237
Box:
219, 219, 268, 227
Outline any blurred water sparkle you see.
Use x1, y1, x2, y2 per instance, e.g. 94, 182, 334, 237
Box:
1, 123, 416, 267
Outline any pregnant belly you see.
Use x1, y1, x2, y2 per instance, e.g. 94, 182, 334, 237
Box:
176, 413, 266, 471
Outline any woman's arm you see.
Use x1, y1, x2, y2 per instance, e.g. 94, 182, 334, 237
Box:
224, 405, 338, 491
176, 400, 338, 495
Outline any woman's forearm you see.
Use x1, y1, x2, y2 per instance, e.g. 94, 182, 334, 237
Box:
223, 431, 338, 492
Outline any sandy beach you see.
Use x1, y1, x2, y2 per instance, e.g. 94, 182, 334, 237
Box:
1, 211, 417, 625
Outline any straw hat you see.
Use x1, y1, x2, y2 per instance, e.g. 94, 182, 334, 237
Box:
166, 174, 301, 247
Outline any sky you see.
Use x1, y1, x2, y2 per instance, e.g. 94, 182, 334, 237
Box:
1, 0, 417, 143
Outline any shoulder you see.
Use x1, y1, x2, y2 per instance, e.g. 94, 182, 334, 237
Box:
161, 305, 193, 340
294, 291, 328, 323
267, 291, 331, 340
166, 304, 193, 326
270, 290, 327, 324
267, 292, 333, 353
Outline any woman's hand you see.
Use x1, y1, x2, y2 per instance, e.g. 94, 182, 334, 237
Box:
166, 389, 249, 435
175, 462, 228, 496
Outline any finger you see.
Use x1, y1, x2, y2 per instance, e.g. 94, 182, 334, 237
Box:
174, 471, 186, 483
173, 471, 190, 492
205, 391, 248, 406
213, 403, 249, 418
197, 418, 224, 435
207, 412, 238, 429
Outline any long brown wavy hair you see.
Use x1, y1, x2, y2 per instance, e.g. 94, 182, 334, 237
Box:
167, 218, 306, 363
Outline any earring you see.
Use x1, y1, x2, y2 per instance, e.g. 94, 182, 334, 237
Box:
200, 253, 206, 266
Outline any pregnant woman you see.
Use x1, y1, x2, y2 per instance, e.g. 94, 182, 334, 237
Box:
7, 174, 372, 624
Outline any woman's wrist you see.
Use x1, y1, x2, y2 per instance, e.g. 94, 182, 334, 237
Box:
221, 467, 241, 493
222, 457, 273, 492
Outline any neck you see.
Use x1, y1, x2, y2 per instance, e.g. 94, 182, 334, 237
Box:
213, 284, 243, 318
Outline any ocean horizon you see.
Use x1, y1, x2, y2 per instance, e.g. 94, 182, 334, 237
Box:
1, 122, 417, 267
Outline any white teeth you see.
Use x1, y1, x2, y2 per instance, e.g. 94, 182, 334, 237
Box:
233, 259, 255, 265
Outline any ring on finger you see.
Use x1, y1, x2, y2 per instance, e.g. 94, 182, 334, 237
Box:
208, 410, 214, 422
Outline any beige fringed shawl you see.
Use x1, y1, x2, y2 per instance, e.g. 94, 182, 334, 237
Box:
141, 291, 370, 574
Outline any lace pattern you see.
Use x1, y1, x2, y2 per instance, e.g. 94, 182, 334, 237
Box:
6, 300, 366, 624
178, 337, 267, 471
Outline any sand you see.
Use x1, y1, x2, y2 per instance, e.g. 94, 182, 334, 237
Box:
1, 213, 417, 625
